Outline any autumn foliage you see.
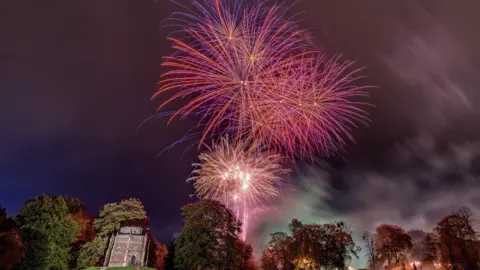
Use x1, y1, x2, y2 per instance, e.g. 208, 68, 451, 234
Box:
375, 224, 413, 267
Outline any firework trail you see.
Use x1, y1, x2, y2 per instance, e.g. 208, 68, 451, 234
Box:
188, 136, 289, 240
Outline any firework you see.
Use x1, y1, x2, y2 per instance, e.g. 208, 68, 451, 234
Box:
188, 136, 288, 239
156, 0, 370, 158
247, 54, 370, 158
155, 0, 308, 141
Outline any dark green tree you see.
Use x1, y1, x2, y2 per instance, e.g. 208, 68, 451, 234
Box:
76, 237, 108, 268
164, 240, 176, 270
93, 197, 147, 237
174, 200, 243, 269
58, 196, 94, 269
17, 195, 78, 270
76, 197, 147, 268
175, 225, 216, 269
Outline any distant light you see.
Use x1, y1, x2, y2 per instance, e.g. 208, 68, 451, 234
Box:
410, 261, 421, 267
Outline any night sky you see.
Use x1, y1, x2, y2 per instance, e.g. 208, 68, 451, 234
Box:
1, 0, 480, 265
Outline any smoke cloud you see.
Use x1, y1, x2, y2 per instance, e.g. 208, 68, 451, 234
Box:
251, 3, 480, 268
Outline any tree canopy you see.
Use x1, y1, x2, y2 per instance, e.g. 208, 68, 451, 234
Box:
375, 224, 412, 267
434, 207, 480, 270
0, 204, 5, 225
77, 197, 147, 269
0, 204, 25, 270
174, 200, 249, 269
262, 219, 359, 270
17, 195, 78, 270
94, 197, 147, 237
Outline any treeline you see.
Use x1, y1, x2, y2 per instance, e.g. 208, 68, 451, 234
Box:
0, 196, 167, 270
260, 207, 480, 270
361, 207, 480, 270
164, 200, 359, 270
2, 196, 479, 270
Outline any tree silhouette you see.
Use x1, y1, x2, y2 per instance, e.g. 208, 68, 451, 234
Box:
375, 224, 412, 267
434, 207, 479, 270
262, 219, 359, 270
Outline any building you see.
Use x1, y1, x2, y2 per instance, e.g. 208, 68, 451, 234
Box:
107, 225, 150, 267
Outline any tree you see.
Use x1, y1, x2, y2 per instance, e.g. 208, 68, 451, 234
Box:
59, 196, 95, 268
154, 242, 168, 269
175, 225, 217, 269
262, 219, 359, 270
76, 237, 108, 268
434, 207, 479, 270
375, 224, 412, 267
93, 197, 147, 237
236, 240, 257, 270
422, 233, 438, 266
363, 231, 378, 270
0, 204, 5, 225
77, 198, 147, 268
164, 240, 176, 270
17, 195, 78, 270
261, 232, 294, 270
0, 205, 25, 270
174, 200, 243, 269
320, 221, 360, 269
62, 196, 94, 244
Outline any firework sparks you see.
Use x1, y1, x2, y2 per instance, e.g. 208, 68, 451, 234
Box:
249, 54, 370, 158
156, 0, 370, 158
188, 136, 289, 240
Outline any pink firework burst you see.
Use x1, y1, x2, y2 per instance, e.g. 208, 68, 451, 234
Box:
155, 0, 371, 159
248, 54, 370, 158
188, 136, 289, 240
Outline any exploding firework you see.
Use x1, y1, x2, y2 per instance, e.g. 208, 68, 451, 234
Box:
248, 54, 370, 158
156, 0, 370, 158
188, 136, 289, 240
